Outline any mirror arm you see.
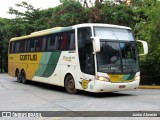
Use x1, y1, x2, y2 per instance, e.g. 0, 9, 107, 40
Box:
137, 40, 148, 56
91, 37, 101, 53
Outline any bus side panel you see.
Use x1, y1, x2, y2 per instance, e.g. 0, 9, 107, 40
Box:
8, 53, 43, 80
33, 52, 62, 85
8, 54, 28, 77
59, 51, 95, 91
48, 65, 61, 86
20, 53, 42, 80
76, 70, 95, 92
58, 51, 78, 87
8, 54, 16, 77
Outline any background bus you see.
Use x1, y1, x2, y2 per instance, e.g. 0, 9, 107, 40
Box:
8, 23, 148, 94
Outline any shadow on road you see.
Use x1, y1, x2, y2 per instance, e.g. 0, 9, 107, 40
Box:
13, 80, 135, 98
77, 90, 134, 98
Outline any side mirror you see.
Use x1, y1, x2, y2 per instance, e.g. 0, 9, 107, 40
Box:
91, 37, 100, 53
137, 40, 148, 56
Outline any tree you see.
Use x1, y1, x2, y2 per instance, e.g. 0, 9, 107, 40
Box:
133, 0, 160, 76
0, 1, 54, 72
8, 1, 54, 33
0, 18, 11, 72
51, 0, 83, 27
102, 1, 136, 27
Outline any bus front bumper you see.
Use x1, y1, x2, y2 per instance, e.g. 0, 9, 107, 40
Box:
92, 80, 140, 92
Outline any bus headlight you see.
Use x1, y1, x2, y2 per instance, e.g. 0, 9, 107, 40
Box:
134, 76, 140, 81
97, 76, 110, 82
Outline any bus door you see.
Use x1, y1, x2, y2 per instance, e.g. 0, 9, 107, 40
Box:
78, 27, 95, 89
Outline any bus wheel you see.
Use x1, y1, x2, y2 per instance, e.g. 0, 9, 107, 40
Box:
21, 70, 27, 84
16, 70, 22, 83
65, 75, 77, 94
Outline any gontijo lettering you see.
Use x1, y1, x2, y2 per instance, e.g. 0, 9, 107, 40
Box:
20, 54, 37, 61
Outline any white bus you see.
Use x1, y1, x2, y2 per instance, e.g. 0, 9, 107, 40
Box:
8, 23, 148, 94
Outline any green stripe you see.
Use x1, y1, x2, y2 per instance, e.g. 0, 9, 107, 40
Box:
51, 26, 73, 34
122, 74, 130, 80
123, 74, 135, 81
35, 52, 61, 77
35, 52, 51, 77
127, 74, 135, 80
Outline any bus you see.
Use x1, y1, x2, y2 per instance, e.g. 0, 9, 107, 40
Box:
8, 23, 148, 94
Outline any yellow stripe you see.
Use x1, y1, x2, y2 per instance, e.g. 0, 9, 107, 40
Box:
139, 86, 160, 89
10, 27, 62, 41
8, 53, 42, 80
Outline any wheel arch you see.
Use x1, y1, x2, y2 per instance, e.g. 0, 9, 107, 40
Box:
63, 72, 74, 87
15, 68, 19, 77
64, 72, 78, 94
20, 68, 27, 79
20, 69, 25, 73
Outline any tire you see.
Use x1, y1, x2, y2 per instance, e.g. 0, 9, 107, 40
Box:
16, 70, 22, 83
21, 70, 27, 84
65, 75, 77, 94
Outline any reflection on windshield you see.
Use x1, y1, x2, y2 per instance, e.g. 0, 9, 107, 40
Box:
97, 41, 139, 73
95, 27, 134, 41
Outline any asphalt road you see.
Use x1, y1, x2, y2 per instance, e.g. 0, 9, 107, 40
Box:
0, 73, 160, 120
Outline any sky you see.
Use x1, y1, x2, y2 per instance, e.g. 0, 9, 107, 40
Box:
0, 0, 61, 18
0, 0, 114, 18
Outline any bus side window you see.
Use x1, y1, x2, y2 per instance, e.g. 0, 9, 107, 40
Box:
42, 37, 47, 51
28, 39, 36, 52
53, 33, 62, 50
54, 35, 60, 50
19, 40, 26, 52
9, 42, 14, 53
48, 35, 54, 50
35, 39, 40, 51
61, 33, 68, 50
14, 41, 20, 53
36, 37, 47, 51
68, 31, 75, 50
35, 37, 44, 51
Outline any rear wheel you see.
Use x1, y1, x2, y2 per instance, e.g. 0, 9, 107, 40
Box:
16, 70, 22, 83
65, 75, 77, 94
21, 70, 27, 84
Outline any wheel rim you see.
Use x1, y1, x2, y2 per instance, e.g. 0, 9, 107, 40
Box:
68, 79, 75, 90
16, 71, 21, 82
17, 72, 19, 80
22, 72, 26, 82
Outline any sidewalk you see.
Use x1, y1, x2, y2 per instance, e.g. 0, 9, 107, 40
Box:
139, 85, 160, 89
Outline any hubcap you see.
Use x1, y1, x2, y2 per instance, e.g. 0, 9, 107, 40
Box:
68, 79, 75, 90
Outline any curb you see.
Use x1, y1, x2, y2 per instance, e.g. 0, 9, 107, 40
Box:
139, 86, 160, 89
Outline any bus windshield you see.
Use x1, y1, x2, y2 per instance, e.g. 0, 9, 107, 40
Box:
94, 27, 135, 41
94, 27, 139, 74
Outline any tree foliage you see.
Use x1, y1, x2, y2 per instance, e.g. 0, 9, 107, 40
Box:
133, 0, 160, 76
51, 0, 83, 26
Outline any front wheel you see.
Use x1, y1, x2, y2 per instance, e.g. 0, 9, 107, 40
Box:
65, 75, 77, 94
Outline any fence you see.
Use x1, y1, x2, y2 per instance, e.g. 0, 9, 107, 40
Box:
140, 76, 160, 85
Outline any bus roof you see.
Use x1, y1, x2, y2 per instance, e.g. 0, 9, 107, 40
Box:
10, 26, 73, 41
73, 23, 131, 30
10, 23, 131, 41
